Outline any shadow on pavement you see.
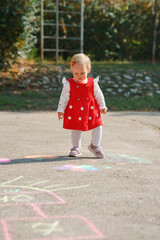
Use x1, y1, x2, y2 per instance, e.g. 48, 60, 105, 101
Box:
0, 156, 96, 165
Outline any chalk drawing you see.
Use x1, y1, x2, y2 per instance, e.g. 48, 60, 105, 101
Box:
0, 177, 66, 216
0, 189, 19, 193
0, 216, 104, 240
0, 158, 11, 163
104, 153, 152, 164
0, 175, 105, 238
51, 154, 151, 173
0, 152, 151, 239
0, 194, 33, 203
0, 177, 90, 194
25, 155, 57, 159
0, 191, 66, 205
0, 180, 66, 208
0, 177, 90, 193
31, 221, 63, 236
49, 185, 90, 192
103, 166, 113, 169
0, 177, 104, 239
26, 180, 49, 187
53, 164, 98, 172
0, 176, 23, 185
0, 154, 151, 168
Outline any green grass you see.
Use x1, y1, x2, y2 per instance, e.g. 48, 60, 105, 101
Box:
0, 61, 160, 111
0, 91, 160, 111
106, 95, 160, 111
0, 91, 59, 111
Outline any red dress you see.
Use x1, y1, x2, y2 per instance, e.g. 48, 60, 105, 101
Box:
63, 77, 103, 131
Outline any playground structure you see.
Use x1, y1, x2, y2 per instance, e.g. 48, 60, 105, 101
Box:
41, 0, 84, 62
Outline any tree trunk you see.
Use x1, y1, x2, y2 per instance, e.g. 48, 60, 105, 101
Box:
152, 0, 158, 64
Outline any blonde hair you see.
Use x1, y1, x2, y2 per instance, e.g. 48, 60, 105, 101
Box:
70, 53, 91, 71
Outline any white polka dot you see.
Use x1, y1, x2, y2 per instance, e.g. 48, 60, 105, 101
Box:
97, 113, 98, 117
78, 117, 82, 121
68, 116, 71, 120
89, 116, 92, 120
81, 107, 84, 111
69, 105, 73, 109
90, 106, 94, 109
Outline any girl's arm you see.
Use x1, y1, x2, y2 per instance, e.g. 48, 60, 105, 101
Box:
94, 77, 108, 113
57, 78, 70, 119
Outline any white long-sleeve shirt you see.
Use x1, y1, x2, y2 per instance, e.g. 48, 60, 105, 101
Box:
57, 77, 107, 113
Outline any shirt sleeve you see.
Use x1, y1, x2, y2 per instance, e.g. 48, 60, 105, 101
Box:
57, 77, 70, 113
94, 77, 107, 110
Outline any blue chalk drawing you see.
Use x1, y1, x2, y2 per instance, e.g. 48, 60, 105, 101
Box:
104, 153, 152, 164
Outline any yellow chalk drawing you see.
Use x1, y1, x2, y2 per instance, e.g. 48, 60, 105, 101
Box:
31, 221, 63, 236
0, 177, 90, 194
0, 194, 33, 203
0, 196, 8, 203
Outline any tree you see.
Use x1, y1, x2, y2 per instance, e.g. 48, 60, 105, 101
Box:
152, 0, 158, 64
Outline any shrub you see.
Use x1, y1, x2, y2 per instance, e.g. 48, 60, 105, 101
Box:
0, 0, 26, 69
18, 0, 41, 59
0, 0, 159, 64
84, 0, 159, 61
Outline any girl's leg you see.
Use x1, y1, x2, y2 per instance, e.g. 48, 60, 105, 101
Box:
71, 130, 82, 148
88, 126, 104, 158
69, 130, 82, 157
91, 126, 102, 146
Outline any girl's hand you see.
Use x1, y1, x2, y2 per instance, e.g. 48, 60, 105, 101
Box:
100, 108, 107, 114
58, 112, 64, 120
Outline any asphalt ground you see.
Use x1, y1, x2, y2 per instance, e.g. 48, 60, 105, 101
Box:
0, 111, 160, 240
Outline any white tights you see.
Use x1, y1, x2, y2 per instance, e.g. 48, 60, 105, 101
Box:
71, 126, 102, 148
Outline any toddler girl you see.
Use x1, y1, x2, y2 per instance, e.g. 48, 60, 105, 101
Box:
57, 53, 107, 158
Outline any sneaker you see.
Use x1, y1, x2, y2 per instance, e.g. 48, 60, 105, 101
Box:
69, 147, 82, 157
88, 143, 104, 159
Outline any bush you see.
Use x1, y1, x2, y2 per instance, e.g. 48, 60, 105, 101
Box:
19, 0, 41, 59
115, 0, 155, 61
39, 0, 159, 61
0, 0, 159, 64
84, 0, 119, 60
0, 0, 27, 70
84, 0, 159, 61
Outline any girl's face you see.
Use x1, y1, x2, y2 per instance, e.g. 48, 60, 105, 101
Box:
72, 63, 90, 83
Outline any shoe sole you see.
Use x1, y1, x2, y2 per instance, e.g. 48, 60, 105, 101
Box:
88, 145, 104, 159
69, 153, 82, 157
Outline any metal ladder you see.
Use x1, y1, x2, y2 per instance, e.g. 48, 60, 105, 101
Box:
41, 0, 84, 63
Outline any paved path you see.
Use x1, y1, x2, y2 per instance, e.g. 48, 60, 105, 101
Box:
0, 111, 160, 240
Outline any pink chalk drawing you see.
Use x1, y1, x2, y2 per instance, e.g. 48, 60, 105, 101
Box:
52, 154, 151, 173
0, 177, 105, 239
0, 158, 11, 163
53, 164, 98, 172
0, 177, 66, 217
0, 215, 104, 240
